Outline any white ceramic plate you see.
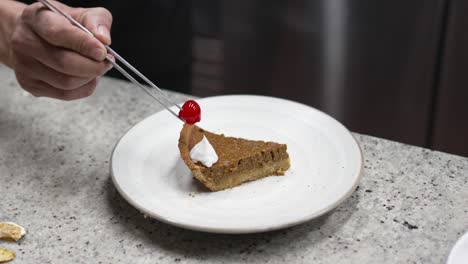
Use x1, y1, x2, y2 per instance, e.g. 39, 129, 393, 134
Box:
111, 95, 363, 234
447, 231, 468, 264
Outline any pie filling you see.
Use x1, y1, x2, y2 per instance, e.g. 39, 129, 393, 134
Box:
178, 124, 291, 191
196, 158, 290, 191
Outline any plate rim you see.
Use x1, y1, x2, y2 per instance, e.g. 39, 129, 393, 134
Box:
447, 231, 468, 264
110, 94, 364, 234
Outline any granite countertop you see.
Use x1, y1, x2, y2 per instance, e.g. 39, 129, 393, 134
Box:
0, 65, 467, 263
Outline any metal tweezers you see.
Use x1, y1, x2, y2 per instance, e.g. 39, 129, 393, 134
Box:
38, 0, 183, 120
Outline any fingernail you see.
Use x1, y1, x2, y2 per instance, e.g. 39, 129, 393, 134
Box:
92, 48, 105, 61
98, 25, 111, 42
107, 54, 115, 63
105, 55, 115, 71
106, 63, 113, 71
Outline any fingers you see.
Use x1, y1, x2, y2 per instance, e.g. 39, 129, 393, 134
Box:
16, 56, 95, 90
10, 26, 112, 78
10, 2, 113, 101
73, 7, 113, 45
40, 45, 113, 78
18, 77, 98, 101
21, 3, 111, 61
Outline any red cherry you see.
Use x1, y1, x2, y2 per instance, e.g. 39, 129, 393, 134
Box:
178, 100, 201, 124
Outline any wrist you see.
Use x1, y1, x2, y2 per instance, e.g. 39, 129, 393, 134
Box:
0, 0, 26, 67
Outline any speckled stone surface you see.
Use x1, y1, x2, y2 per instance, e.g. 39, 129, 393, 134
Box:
0, 65, 467, 264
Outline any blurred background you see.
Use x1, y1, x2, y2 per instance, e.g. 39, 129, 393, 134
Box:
20, 0, 468, 157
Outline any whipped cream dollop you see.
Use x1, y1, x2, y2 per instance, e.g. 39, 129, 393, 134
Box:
190, 136, 218, 167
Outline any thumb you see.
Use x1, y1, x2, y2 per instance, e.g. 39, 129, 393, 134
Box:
74, 7, 113, 45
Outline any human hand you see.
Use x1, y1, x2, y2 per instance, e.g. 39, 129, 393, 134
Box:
8, 1, 113, 100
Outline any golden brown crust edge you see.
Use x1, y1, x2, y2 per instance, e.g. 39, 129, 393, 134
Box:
178, 124, 216, 190
178, 124, 199, 174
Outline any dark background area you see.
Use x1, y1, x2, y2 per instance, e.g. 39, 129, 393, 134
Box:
19, 0, 468, 157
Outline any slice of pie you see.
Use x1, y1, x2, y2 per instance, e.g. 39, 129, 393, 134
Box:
178, 124, 290, 191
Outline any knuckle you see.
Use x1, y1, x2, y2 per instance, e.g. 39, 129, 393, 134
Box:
74, 9, 87, 24
20, 9, 31, 22
10, 33, 20, 48
73, 7, 86, 14
10, 26, 36, 52
30, 2, 44, 10
21, 4, 38, 22
21, 3, 46, 24
10, 31, 24, 51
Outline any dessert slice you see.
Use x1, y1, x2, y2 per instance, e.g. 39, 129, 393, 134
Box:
178, 124, 290, 191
